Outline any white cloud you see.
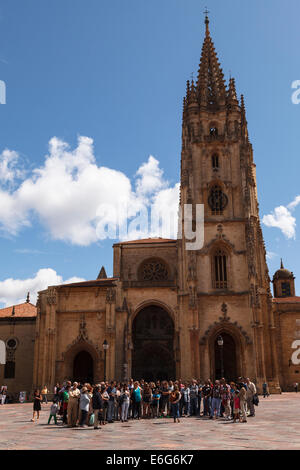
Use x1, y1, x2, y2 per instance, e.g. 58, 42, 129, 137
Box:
263, 195, 300, 239
135, 155, 167, 198
0, 268, 85, 307
263, 205, 296, 239
266, 251, 278, 260
288, 195, 300, 211
0, 149, 23, 183
0, 137, 179, 245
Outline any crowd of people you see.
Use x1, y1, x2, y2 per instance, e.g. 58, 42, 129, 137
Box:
30, 377, 260, 428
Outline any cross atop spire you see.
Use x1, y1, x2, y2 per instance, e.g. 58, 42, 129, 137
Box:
196, 13, 226, 109
204, 7, 210, 34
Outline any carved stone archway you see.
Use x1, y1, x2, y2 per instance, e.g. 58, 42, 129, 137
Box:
199, 303, 252, 381
60, 339, 103, 384
131, 305, 176, 381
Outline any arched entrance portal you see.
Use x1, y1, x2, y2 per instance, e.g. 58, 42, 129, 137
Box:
73, 351, 94, 384
214, 333, 237, 381
132, 305, 176, 381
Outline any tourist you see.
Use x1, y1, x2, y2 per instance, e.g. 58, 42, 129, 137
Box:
294, 382, 298, 393
92, 384, 103, 429
170, 384, 181, 423
202, 381, 212, 417
54, 382, 61, 401
262, 382, 269, 398
31, 389, 42, 422
189, 380, 199, 416
67, 382, 80, 427
120, 384, 130, 422
62, 384, 70, 424
160, 381, 170, 417
101, 384, 109, 422
131, 381, 142, 419
210, 380, 221, 419
48, 399, 59, 425
0, 385, 7, 405
197, 380, 203, 416
180, 382, 190, 417
220, 378, 231, 421
107, 381, 116, 423
142, 383, 152, 418
151, 387, 161, 418
245, 378, 257, 417
238, 383, 247, 423
233, 387, 242, 423
79, 387, 90, 427
41, 384, 48, 404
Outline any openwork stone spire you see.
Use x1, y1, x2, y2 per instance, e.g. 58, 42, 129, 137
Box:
196, 15, 226, 109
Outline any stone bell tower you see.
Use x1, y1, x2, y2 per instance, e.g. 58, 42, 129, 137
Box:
177, 15, 280, 392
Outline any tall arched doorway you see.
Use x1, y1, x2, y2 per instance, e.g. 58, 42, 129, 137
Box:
132, 305, 175, 381
73, 350, 94, 384
214, 333, 237, 381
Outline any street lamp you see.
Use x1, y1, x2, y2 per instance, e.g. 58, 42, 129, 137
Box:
217, 335, 224, 379
103, 339, 109, 382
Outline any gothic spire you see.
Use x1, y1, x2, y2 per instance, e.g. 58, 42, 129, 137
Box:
196, 15, 226, 109
227, 77, 239, 109
97, 266, 107, 279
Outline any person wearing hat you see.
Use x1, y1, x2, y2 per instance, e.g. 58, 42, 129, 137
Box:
67, 382, 80, 427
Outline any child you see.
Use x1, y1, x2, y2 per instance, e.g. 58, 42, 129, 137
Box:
233, 389, 241, 423
48, 400, 59, 424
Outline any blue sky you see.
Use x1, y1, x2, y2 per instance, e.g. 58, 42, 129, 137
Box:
0, 0, 300, 305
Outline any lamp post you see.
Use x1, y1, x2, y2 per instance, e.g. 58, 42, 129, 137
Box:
103, 339, 109, 382
217, 335, 224, 379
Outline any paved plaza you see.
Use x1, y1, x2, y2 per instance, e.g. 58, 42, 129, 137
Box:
0, 393, 300, 450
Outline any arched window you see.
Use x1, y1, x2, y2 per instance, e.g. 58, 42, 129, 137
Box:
208, 185, 228, 215
213, 249, 228, 289
212, 154, 219, 169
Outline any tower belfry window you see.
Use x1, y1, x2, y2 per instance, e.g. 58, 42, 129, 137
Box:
213, 249, 228, 289
212, 154, 219, 169
208, 185, 228, 215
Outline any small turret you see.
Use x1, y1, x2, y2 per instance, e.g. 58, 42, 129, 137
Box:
272, 260, 295, 298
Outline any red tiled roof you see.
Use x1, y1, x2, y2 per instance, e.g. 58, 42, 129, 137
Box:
0, 302, 37, 318
273, 297, 300, 304
114, 238, 176, 246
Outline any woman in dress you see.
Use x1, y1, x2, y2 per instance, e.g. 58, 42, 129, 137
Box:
31, 389, 42, 422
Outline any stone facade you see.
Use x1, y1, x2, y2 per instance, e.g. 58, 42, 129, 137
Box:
0, 301, 36, 399
2, 16, 300, 395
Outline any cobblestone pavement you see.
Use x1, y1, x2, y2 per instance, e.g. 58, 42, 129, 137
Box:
0, 393, 300, 450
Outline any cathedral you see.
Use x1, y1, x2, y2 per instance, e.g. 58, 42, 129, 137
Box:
1, 16, 300, 397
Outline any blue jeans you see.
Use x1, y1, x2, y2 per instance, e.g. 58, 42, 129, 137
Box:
211, 398, 221, 417
190, 397, 198, 416
203, 396, 211, 416
107, 400, 115, 421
